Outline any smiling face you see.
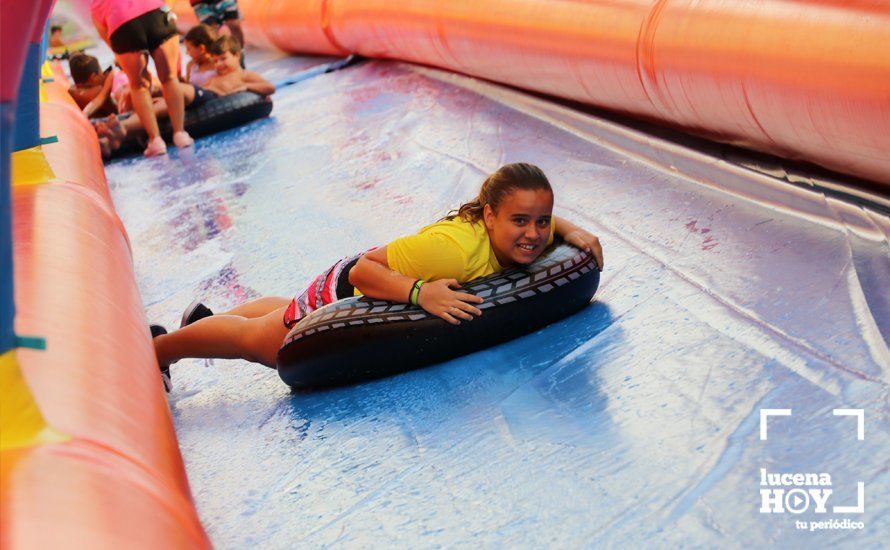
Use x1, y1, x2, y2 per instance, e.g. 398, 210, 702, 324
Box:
483, 188, 554, 266
213, 50, 240, 75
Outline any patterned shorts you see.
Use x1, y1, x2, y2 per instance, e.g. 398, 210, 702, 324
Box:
283, 251, 368, 329
194, 0, 240, 25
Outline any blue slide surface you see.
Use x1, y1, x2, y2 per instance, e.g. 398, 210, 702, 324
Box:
106, 53, 889, 547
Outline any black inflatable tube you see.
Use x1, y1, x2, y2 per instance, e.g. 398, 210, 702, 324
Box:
277, 242, 600, 389
108, 91, 273, 157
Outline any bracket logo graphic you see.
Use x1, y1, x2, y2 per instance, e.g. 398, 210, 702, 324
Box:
758, 409, 865, 517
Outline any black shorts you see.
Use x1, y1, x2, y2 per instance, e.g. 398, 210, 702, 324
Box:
335, 256, 361, 298
109, 8, 178, 54
187, 86, 219, 110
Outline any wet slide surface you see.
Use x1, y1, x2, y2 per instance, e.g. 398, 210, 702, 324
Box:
106, 54, 889, 547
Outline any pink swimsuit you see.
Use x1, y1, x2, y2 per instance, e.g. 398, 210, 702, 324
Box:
189, 66, 217, 88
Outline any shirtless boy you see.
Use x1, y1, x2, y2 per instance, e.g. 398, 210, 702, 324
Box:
204, 36, 274, 97
90, 37, 273, 157
68, 53, 118, 118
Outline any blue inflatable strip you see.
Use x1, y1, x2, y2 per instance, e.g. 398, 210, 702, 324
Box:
12, 43, 41, 153
0, 102, 14, 353
14, 335, 46, 351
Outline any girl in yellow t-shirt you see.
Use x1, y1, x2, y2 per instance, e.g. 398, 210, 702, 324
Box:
151, 163, 603, 391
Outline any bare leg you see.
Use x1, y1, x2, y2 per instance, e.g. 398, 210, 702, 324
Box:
143, 84, 194, 120
224, 19, 245, 47
151, 35, 186, 134
220, 297, 291, 318
155, 306, 290, 368
116, 52, 159, 139
119, 113, 147, 135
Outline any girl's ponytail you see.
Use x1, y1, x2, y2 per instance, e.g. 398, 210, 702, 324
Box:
444, 163, 551, 222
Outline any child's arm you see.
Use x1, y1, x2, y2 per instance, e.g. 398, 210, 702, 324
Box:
553, 215, 604, 270
349, 247, 484, 325
185, 60, 193, 83
81, 71, 114, 118
69, 85, 87, 110
240, 71, 275, 96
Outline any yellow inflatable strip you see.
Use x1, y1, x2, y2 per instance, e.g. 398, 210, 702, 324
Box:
47, 38, 94, 57
11, 146, 55, 187
0, 351, 68, 451
10, 68, 58, 185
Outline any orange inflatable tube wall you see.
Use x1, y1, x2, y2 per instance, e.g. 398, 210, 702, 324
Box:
2, 69, 210, 548
173, 0, 890, 186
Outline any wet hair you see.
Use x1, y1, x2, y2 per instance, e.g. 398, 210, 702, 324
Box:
444, 163, 553, 223
184, 24, 216, 49
210, 35, 241, 57
68, 53, 101, 85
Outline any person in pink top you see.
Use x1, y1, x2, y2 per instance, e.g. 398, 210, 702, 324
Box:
90, 0, 194, 156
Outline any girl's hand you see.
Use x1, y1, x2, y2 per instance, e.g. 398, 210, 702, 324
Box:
564, 229, 604, 271
417, 279, 484, 325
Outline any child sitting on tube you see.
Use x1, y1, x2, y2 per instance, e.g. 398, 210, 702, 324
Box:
151, 163, 604, 391
183, 24, 218, 87
68, 53, 119, 119
202, 36, 274, 97
77, 38, 274, 158
68, 53, 131, 156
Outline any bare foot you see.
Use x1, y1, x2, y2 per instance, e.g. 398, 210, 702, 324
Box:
98, 136, 111, 158
105, 113, 127, 140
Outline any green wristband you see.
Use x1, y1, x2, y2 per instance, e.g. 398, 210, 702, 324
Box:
408, 279, 419, 304
410, 279, 425, 305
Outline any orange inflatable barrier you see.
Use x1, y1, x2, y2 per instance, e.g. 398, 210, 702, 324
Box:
2, 73, 210, 548
173, 0, 890, 186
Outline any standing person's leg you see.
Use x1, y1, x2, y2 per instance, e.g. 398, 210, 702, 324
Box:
218, 0, 244, 46
116, 52, 163, 147
139, 83, 195, 120
224, 18, 244, 48
154, 306, 291, 368
151, 35, 191, 146
221, 1, 245, 66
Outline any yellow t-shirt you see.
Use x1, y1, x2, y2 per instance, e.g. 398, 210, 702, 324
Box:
385, 217, 555, 283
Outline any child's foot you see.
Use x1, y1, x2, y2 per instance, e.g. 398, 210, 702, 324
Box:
173, 131, 194, 149
144, 136, 167, 157
180, 300, 214, 328
98, 136, 111, 158
105, 113, 127, 140
94, 120, 110, 137
150, 324, 172, 393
